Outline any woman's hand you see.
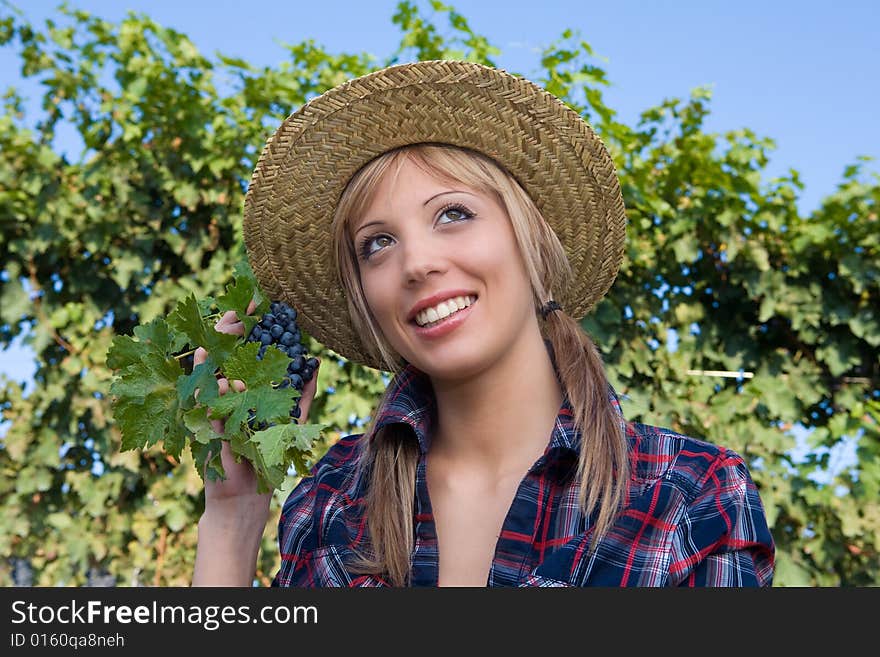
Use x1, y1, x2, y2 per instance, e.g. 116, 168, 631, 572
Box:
192, 299, 320, 586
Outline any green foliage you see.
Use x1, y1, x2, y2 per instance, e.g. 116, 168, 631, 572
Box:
0, 0, 877, 586
106, 262, 329, 494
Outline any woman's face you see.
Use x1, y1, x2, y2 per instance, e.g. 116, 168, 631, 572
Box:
351, 157, 537, 382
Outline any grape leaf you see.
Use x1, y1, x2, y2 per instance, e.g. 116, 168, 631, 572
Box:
229, 431, 287, 492
222, 342, 290, 388
107, 318, 185, 370
107, 258, 327, 495
249, 421, 329, 469
183, 408, 225, 482
109, 354, 185, 453
108, 353, 180, 399
208, 385, 298, 436
176, 359, 221, 410
113, 397, 164, 451
106, 335, 147, 371
249, 424, 291, 467
287, 421, 327, 453
234, 259, 268, 309
114, 388, 190, 458
216, 260, 269, 337
190, 437, 226, 482
217, 263, 258, 314
183, 406, 223, 445
288, 449, 312, 478
167, 294, 239, 362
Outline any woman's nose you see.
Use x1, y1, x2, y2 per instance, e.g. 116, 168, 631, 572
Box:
401, 234, 445, 284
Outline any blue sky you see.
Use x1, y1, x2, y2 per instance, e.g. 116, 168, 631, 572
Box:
1, 0, 878, 454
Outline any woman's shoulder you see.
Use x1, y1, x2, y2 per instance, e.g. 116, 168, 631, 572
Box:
624, 419, 756, 502
311, 432, 369, 478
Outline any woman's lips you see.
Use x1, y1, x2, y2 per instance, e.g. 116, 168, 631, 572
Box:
411, 298, 476, 339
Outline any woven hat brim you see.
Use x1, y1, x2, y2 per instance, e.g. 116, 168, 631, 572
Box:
244, 60, 626, 372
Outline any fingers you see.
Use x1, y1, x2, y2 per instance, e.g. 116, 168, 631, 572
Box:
215, 310, 245, 336
214, 298, 258, 336
193, 301, 257, 429
193, 305, 252, 401
217, 378, 246, 394
196, 372, 244, 405
202, 377, 245, 439
193, 347, 208, 401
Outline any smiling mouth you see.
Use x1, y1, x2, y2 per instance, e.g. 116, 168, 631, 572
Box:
417, 306, 467, 328
410, 295, 478, 328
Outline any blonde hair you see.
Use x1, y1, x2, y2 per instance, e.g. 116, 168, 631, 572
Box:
330, 143, 629, 586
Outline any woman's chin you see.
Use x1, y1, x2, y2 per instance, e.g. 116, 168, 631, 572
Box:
409, 351, 487, 383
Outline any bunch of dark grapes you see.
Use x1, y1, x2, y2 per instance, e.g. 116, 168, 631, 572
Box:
245, 301, 318, 428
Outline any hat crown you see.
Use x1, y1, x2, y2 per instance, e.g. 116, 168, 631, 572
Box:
244, 60, 626, 372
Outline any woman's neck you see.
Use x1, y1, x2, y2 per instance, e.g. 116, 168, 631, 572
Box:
427, 326, 564, 480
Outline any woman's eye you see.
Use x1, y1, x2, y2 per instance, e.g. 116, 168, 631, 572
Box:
358, 203, 474, 260
359, 234, 391, 259
438, 204, 473, 223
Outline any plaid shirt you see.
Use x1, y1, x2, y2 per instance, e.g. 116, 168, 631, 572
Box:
272, 357, 775, 587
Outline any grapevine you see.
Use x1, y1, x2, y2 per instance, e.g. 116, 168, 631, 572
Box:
106, 260, 328, 494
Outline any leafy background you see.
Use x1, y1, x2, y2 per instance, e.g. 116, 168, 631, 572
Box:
0, 0, 877, 586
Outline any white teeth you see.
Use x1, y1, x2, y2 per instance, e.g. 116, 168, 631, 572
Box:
415, 295, 475, 327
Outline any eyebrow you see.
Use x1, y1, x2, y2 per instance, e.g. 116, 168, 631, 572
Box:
353, 190, 474, 238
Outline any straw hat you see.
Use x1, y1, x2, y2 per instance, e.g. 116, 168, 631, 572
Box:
243, 60, 626, 372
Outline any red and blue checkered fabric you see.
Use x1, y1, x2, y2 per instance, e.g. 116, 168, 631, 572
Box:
272, 362, 775, 587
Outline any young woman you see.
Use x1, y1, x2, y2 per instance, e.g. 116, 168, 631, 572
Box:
192, 61, 775, 587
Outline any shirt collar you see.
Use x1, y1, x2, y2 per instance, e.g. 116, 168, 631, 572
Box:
371, 363, 437, 453
371, 340, 627, 460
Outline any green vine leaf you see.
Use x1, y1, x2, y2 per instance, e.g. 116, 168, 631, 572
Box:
107, 262, 327, 494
